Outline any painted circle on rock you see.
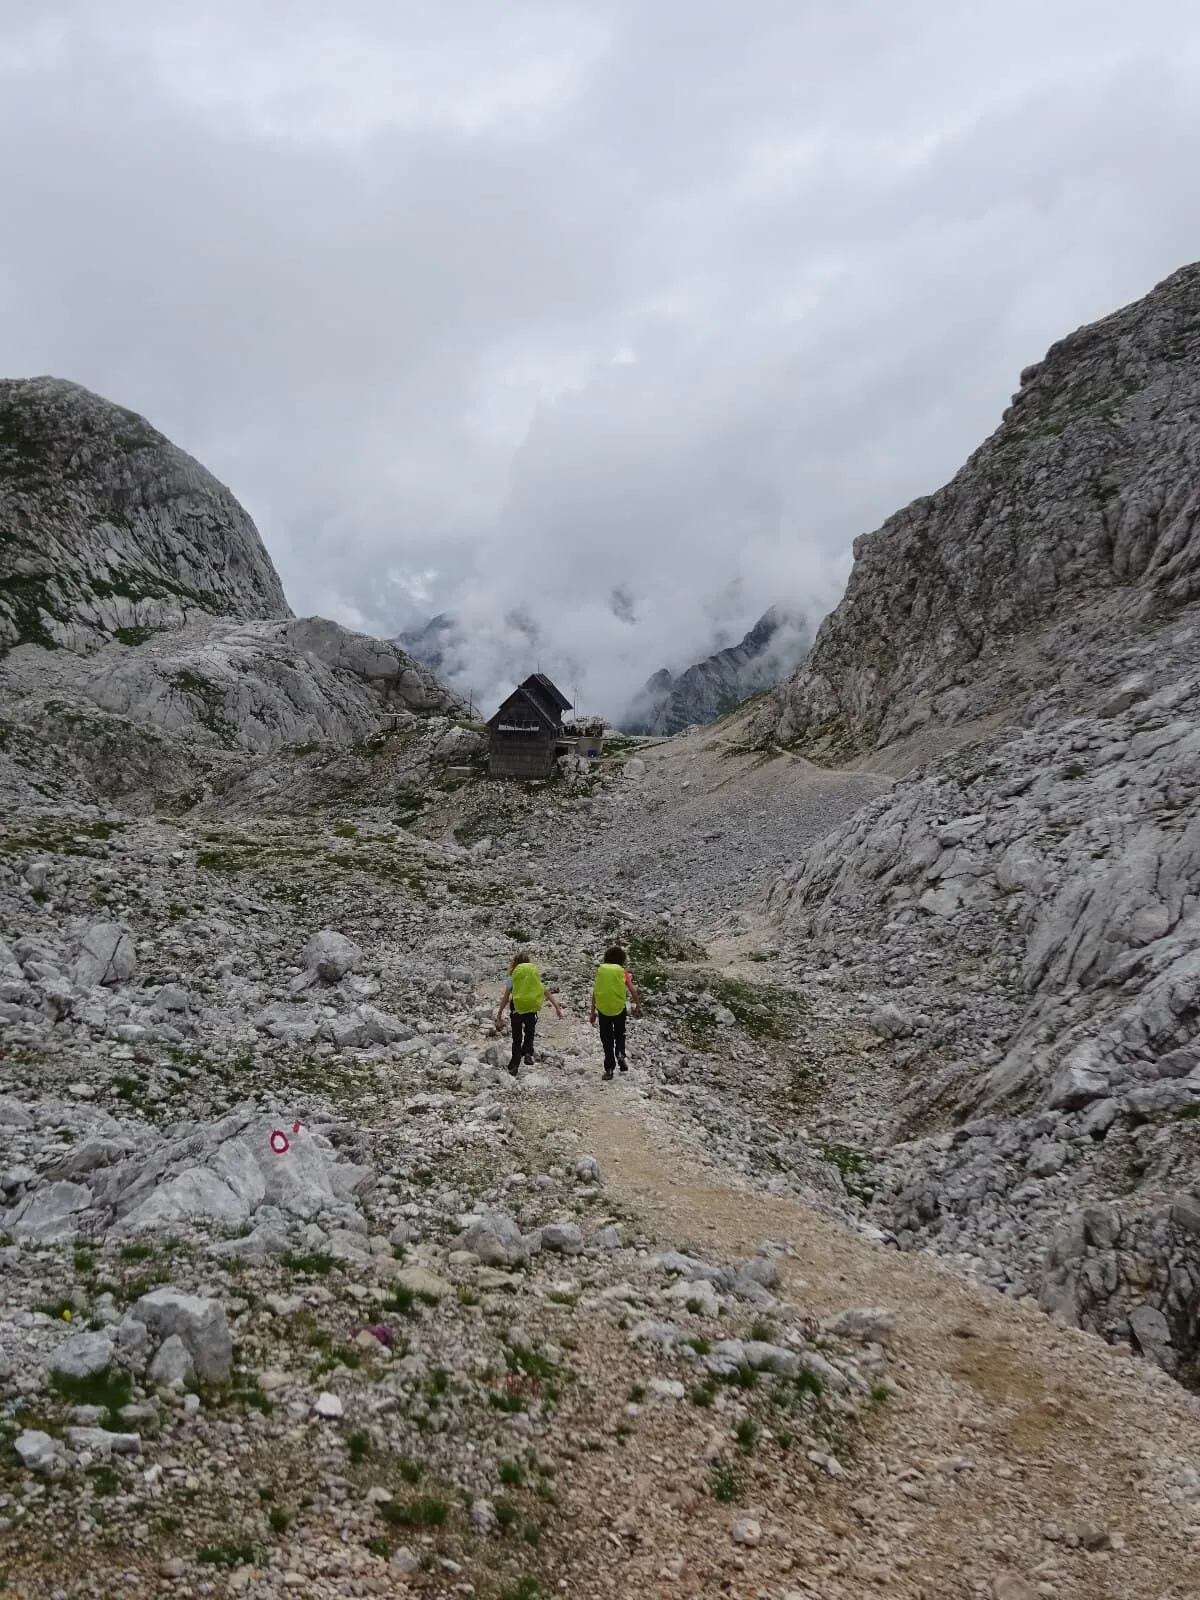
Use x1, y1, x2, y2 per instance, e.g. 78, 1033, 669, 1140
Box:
269, 1130, 290, 1154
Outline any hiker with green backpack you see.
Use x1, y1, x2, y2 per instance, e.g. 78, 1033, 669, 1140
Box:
590, 945, 642, 1080
495, 951, 563, 1077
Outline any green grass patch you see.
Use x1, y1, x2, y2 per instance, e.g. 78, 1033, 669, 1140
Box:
379, 1495, 449, 1528
500, 1580, 542, 1600
282, 1251, 336, 1276
734, 1416, 758, 1453
48, 1367, 131, 1422
813, 1140, 875, 1203
196, 1542, 256, 1568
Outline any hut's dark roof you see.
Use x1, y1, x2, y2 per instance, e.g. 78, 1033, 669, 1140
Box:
488, 684, 558, 732
523, 673, 571, 715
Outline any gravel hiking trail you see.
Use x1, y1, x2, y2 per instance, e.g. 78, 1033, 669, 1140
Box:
516, 1000, 1200, 1600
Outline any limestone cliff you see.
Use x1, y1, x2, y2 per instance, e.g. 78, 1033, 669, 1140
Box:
0, 378, 462, 805
1, 377, 291, 654
762, 264, 1200, 756
758, 265, 1200, 1367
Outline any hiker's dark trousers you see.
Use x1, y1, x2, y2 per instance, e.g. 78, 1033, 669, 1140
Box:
509, 1009, 537, 1069
598, 1009, 627, 1073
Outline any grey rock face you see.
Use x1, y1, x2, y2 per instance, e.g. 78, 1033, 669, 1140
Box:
539, 1222, 585, 1256
71, 922, 136, 989
128, 1288, 232, 1383
47, 1330, 115, 1380
301, 930, 363, 985
0, 377, 290, 655
754, 265, 1200, 1378
761, 264, 1200, 756
70, 615, 459, 754
457, 1209, 529, 1268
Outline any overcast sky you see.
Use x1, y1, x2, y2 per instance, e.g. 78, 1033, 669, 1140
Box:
3, 1, 1200, 716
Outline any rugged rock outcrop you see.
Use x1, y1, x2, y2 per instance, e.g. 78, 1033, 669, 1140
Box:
1, 377, 291, 654
622, 606, 811, 735
757, 264, 1200, 1379
760, 264, 1200, 757
0, 378, 461, 803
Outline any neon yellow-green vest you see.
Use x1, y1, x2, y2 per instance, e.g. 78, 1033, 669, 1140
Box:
511, 962, 545, 1014
593, 963, 627, 1016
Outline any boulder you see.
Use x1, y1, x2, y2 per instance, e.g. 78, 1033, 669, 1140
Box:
1048, 1062, 1110, 1111
1026, 1139, 1067, 1178
128, 1289, 232, 1383
743, 1341, 801, 1376
457, 1209, 529, 1268
1128, 1303, 1173, 1370
6, 1180, 93, 1244
822, 1307, 896, 1345
148, 1335, 195, 1388
72, 923, 136, 989
540, 1222, 585, 1256
390, 1266, 451, 1302
301, 930, 362, 984
63, 1427, 141, 1456
431, 726, 484, 765
733, 1255, 780, 1290
14, 1429, 63, 1477
48, 1331, 115, 1381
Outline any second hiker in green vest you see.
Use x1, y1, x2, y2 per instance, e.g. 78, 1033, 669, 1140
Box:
590, 945, 641, 1080
495, 952, 563, 1077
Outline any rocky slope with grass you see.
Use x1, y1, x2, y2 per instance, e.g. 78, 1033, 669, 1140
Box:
0, 380, 463, 813
752, 265, 1200, 1382
5, 300, 1200, 1596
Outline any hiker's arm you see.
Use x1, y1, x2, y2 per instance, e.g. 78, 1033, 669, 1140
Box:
495, 982, 511, 1026
627, 976, 641, 1015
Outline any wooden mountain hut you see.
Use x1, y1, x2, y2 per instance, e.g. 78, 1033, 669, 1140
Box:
487, 673, 573, 779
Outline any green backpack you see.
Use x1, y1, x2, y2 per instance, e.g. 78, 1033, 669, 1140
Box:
511, 962, 546, 1014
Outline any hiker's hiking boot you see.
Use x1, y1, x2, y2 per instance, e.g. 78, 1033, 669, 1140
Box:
602, 1069, 614, 1081
618, 1056, 628, 1073
507, 1063, 520, 1078
523, 1052, 535, 1065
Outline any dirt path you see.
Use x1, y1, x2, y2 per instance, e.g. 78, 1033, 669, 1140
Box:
518, 1004, 1200, 1599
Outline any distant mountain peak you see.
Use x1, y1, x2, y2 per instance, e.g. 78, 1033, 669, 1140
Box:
620, 606, 812, 735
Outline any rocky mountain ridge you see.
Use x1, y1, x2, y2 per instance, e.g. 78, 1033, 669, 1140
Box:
1, 378, 292, 655
750, 264, 1200, 1382
620, 605, 812, 736
0, 379, 463, 814
760, 262, 1200, 759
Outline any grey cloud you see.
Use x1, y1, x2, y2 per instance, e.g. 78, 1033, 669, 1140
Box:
2, 1, 1200, 716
